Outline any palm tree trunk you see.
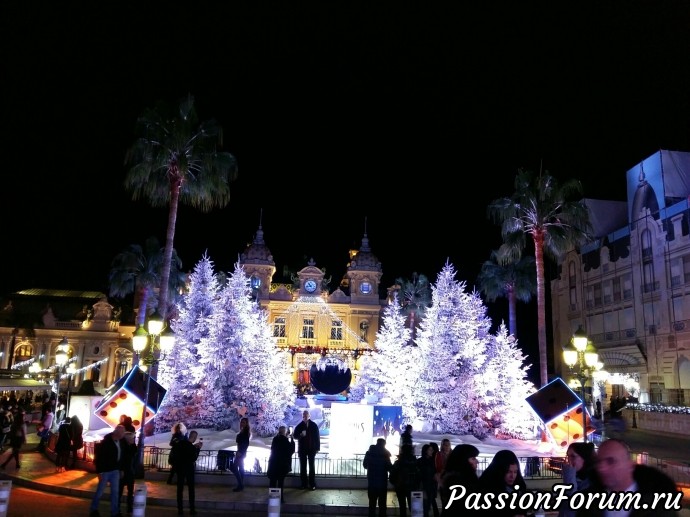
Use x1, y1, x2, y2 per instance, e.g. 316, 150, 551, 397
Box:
135, 287, 150, 327
533, 231, 548, 387
508, 287, 517, 337
158, 178, 182, 322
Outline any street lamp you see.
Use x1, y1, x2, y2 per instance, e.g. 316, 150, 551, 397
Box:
563, 326, 599, 443
65, 363, 77, 418
54, 336, 70, 402
592, 361, 609, 439
131, 310, 174, 478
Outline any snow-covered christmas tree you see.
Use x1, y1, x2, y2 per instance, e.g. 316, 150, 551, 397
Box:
207, 263, 296, 436
415, 262, 494, 436
478, 323, 537, 439
156, 253, 220, 433
349, 292, 420, 421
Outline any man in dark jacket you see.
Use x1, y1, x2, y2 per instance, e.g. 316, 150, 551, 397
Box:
89, 424, 126, 517
576, 438, 681, 517
294, 410, 320, 490
171, 424, 202, 516
363, 438, 393, 517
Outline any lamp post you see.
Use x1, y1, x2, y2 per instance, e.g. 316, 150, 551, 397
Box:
54, 337, 70, 418
65, 363, 77, 418
592, 362, 609, 440
131, 310, 174, 479
563, 326, 599, 443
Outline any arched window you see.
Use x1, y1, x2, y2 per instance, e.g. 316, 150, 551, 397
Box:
568, 261, 577, 310
14, 343, 33, 362
641, 229, 655, 292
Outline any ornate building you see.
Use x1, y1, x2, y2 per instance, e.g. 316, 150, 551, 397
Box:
239, 223, 384, 391
0, 225, 387, 396
551, 149, 690, 405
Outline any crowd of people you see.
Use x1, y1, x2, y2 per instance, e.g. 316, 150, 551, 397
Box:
2, 395, 683, 517
360, 429, 682, 517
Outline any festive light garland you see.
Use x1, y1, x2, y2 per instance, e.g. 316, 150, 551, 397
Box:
11, 356, 40, 370
626, 402, 690, 414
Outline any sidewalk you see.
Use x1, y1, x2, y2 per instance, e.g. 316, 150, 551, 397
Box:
1, 427, 689, 516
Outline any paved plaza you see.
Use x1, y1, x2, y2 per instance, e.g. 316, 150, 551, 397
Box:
1, 425, 689, 516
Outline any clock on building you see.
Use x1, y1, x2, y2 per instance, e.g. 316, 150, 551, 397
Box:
304, 279, 318, 293
359, 281, 372, 295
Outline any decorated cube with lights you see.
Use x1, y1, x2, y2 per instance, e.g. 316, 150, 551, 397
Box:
525, 377, 594, 448
93, 365, 167, 430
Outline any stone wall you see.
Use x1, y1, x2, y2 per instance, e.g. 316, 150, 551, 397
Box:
621, 408, 690, 437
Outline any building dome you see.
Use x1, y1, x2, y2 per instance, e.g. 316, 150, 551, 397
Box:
347, 232, 381, 272
631, 165, 660, 222
240, 224, 275, 266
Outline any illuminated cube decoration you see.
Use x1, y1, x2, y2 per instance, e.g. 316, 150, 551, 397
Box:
525, 377, 594, 448
93, 365, 167, 430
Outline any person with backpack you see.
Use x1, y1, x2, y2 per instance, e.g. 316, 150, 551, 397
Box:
89, 424, 126, 517
390, 443, 421, 517
0, 408, 26, 470
363, 438, 392, 517
0, 409, 13, 452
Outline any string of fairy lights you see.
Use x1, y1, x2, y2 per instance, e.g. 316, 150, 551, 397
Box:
13, 355, 108, 379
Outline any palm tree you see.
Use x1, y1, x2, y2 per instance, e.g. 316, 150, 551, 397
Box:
108, 237, 186, 327
394, 272, 432, 342
124, 94, 238, 320
487, 168, 591, 387
477, 249, 536, 338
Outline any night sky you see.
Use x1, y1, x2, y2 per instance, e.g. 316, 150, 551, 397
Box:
3, 3, 690, 378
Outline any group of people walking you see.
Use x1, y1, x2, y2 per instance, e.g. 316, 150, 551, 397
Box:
362, 433, 682, 517
81, 412, 681, 517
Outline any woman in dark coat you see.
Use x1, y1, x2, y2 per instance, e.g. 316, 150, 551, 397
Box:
558, 442, 598, 517
391, 443, 421, 517
439, 444, 480, 516
232, 417, 251, 492
418, 443, 441, 517
267, 425, 295, 503
69, 414, 84, 469
167, 422, 186, 484
478, 449, 529, 517
54, 416, 72, 472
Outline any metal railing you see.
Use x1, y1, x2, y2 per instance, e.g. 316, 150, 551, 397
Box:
68, 441, 689, 488
79, 445, 564, 480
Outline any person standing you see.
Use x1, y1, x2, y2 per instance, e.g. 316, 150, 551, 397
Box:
0, 408, 12, 452
363, 438, 392, 517
1, 408, 26, 470
417, 443, 440, 517
89, 424, 126, 517
557, 442, 598, 517
434, 439, 451, 478
232, 417, 251, 492
294, 410, 320, 490
54, 416, 72, 472
36, 406, 54, 453
390, 443, 421, 517
118, 416, 138, 515
576, 438, 681, 517
69, 414, 84, 469
168, 422, 186, 484
478, 449, 528, 517
266, 425, 295, 503
172, 423, 201, 516
400, 424, 414, 450
439, 444, 480, 517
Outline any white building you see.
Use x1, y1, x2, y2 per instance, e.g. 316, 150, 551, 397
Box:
551, 149, 690, 406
